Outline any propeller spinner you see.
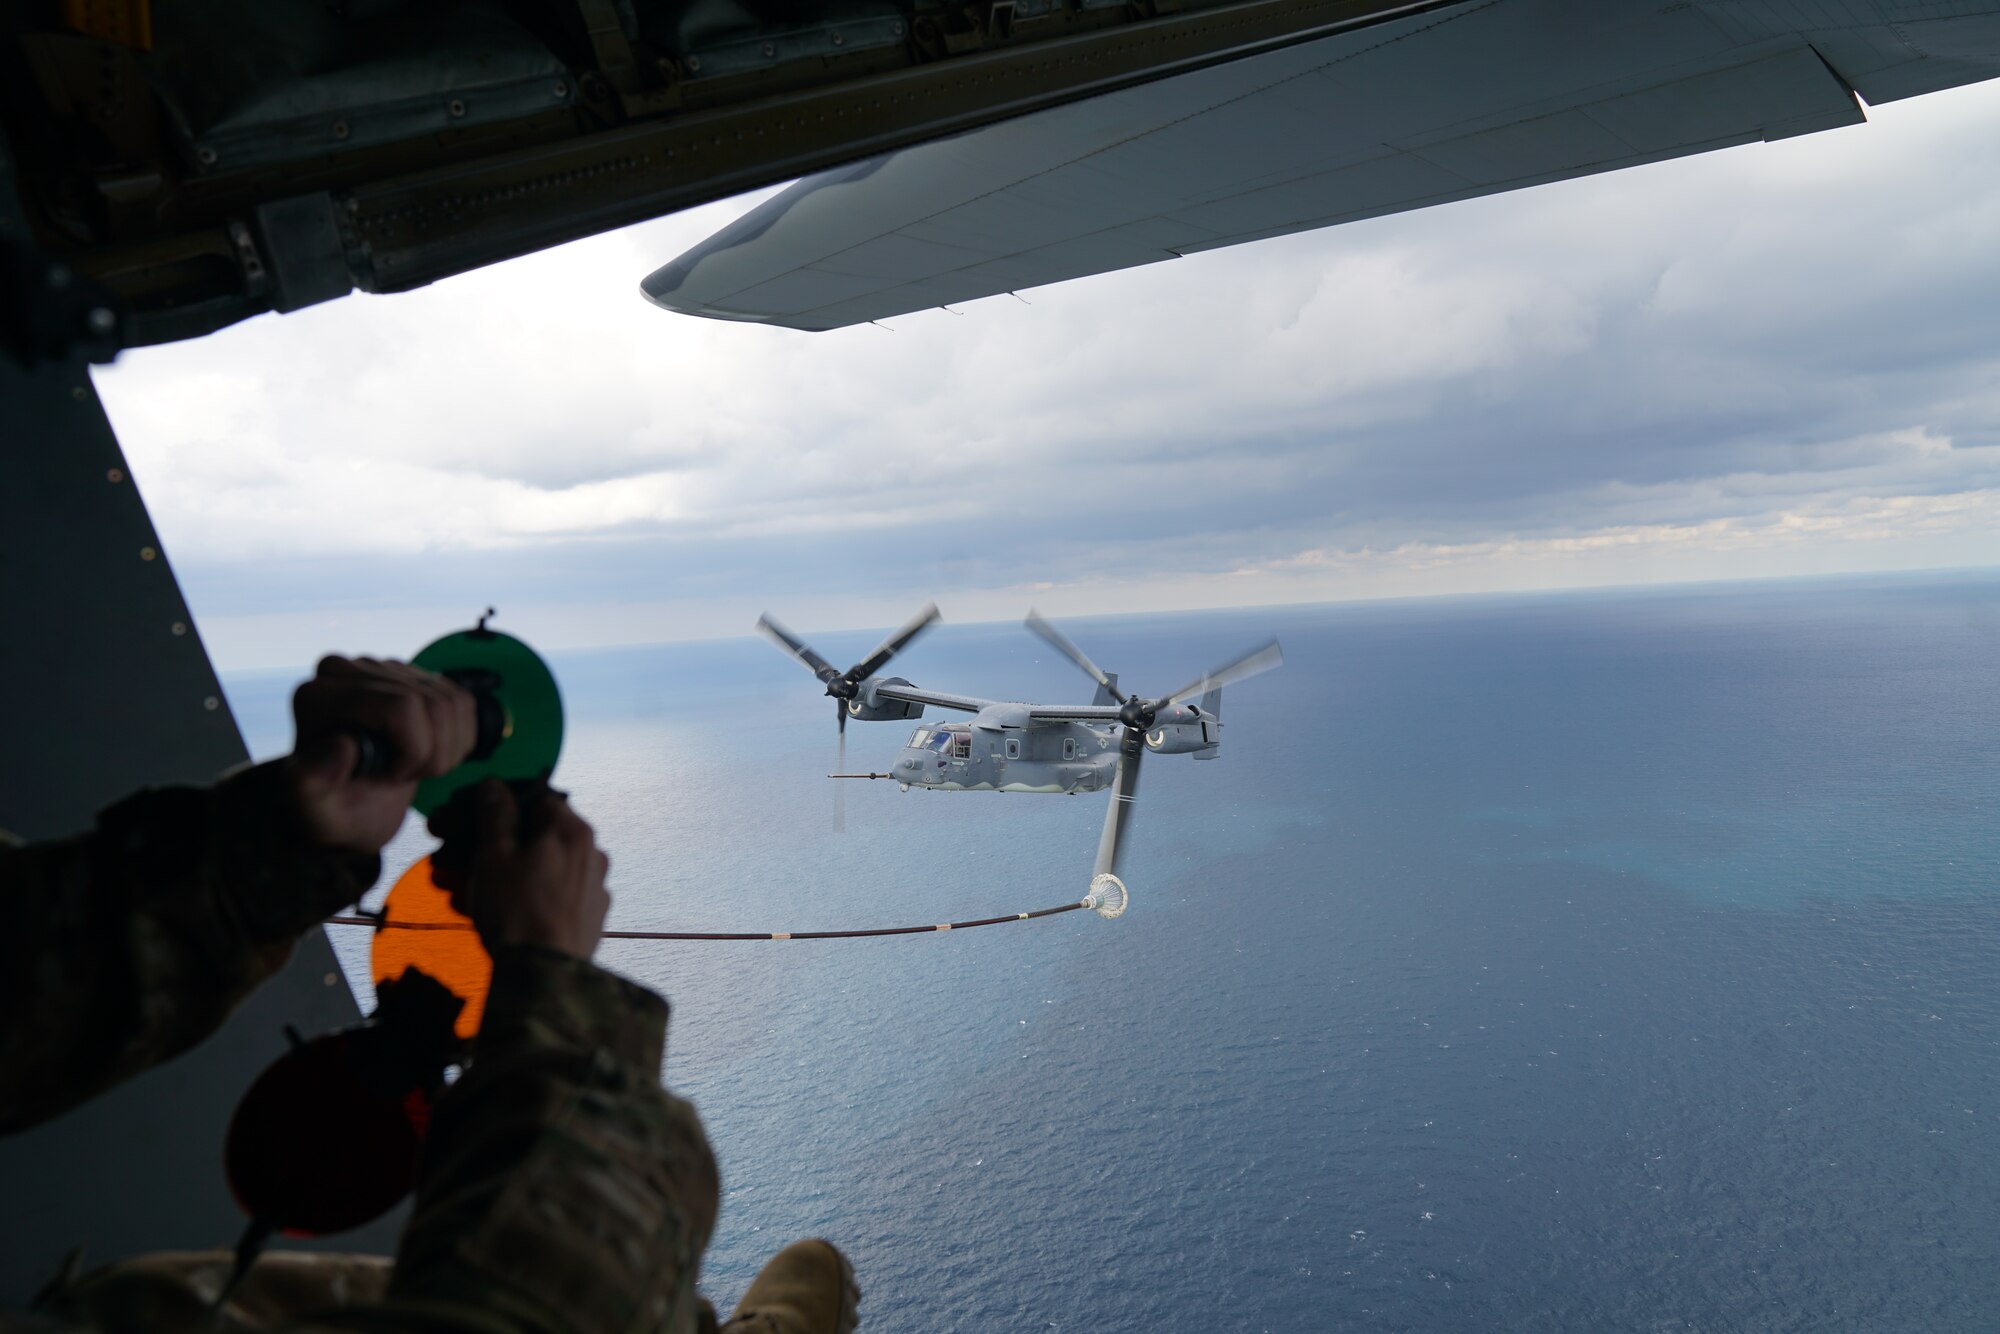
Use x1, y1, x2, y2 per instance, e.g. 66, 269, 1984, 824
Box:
758, 603, 942, 831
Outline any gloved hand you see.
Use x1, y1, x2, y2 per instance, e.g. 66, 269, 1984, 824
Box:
427, 778, 611, 961
287, 656, 476, 856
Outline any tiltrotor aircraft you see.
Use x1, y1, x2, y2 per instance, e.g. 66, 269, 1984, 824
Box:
757, 605, 1282, 896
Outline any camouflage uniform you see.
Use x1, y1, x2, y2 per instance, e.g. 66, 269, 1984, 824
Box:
1, 761, 724, 1333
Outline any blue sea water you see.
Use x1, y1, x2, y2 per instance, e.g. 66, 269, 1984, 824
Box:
224, 574, 2000, 1332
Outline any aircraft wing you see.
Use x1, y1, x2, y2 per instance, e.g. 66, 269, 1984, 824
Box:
644, 0, 2000, 331
1027, 705, 1127, 722
873, 682, 996, 715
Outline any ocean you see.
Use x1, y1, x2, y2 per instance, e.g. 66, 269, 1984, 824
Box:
223, 573, 2000, 1332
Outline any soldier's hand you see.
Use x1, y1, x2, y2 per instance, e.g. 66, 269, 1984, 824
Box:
429, 780, 610, 960
288, 656, 476, 856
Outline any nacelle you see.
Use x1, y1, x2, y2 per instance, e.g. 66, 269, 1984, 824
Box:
847, 676, 924, 722
1145, 721, 1215, 755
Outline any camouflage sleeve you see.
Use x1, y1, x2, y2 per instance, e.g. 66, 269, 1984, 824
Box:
0, 761, 380, 1135
319, 946, 721, 1334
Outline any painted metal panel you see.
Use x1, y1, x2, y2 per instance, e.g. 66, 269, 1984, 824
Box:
1171, 150, 1463, 234
729, 266, 897, 316
1583, 48, 1859, 152
1407, 109, 1643, 185
646, 0, 2000, 331
815, 232, 994, 280
0, 350, 394, 1304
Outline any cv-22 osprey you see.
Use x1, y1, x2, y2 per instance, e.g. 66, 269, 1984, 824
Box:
757, 604, 1282, 899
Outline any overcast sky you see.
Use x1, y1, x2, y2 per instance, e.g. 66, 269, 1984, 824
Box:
96, 79, 2000, 671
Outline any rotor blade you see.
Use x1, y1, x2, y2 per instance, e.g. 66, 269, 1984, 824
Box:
1092, 732, 1144, 880
1162, 639, 1285, 707
849, 602, 941, 681
1025, 608, 1124, 701
835, 702, 848, 835
757, 613, 841, 683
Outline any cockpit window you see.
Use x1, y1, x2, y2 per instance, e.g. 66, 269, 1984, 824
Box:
914, 727, 971, 757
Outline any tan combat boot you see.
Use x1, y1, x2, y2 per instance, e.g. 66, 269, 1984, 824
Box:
719, 1239, 860, 1334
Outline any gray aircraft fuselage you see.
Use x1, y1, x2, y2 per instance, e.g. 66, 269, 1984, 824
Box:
880, 700, 1216, 794
893, 719, 1122, 793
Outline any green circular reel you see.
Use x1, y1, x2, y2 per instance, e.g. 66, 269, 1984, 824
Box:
410, 625, 564, 816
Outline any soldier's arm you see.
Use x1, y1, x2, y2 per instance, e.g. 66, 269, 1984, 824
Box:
365, 947, 720, 1334
304, 783, 721, 1334
0, 656, 474, 1135
0, 763, 379, 1135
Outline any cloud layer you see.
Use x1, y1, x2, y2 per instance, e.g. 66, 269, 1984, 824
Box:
96, 79, 2000, 667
